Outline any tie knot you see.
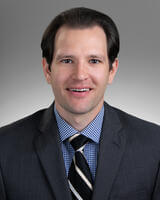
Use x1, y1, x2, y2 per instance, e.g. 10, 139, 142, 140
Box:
68, 133, 90, 151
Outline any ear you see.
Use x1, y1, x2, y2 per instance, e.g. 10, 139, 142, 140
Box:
108, 58, 119, 84
42, 58, 51, 84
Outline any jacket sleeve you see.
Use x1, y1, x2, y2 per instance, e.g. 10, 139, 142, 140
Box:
152, 164, 160, 199
0, 164, 7, 200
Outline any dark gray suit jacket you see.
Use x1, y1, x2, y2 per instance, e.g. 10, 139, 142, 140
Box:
0, 102, 160, 200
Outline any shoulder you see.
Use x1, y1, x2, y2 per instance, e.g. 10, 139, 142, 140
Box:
114, 106, 159, 131
0, 103, 56, 163
104, 103, 160, 159
105, 102, 159, 129
0, 108, 46, 144
104, 102, 160, 142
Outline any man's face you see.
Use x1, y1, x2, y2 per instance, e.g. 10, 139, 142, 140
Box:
43, 25, 118, 116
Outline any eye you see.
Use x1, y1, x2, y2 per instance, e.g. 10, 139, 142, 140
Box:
89, 59, 101, 64
61, 59, 73, 64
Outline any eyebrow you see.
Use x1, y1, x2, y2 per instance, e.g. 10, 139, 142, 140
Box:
89, 54, 105, 60
55, 54, 75, 61
55, 54, 105, 61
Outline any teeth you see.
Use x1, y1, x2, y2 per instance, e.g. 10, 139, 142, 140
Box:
69, 88, 90, 92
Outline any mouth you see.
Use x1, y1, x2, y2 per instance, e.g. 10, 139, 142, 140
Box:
66, 87, 93, 98
67, 88, 92, 92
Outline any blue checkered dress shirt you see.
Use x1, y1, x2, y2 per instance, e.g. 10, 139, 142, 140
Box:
54, 105, 104, 180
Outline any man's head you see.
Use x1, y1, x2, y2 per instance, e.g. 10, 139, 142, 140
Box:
41, 7, 119, 124
41, 7, 120, 71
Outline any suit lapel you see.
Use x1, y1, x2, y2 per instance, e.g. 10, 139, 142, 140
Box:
34, 104, 72, 200
92, 103, 126, 200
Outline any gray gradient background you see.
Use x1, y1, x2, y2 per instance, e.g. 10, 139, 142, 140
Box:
1, 0, 160, 127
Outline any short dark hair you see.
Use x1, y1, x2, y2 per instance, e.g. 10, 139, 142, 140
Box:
41, 7, 120, 70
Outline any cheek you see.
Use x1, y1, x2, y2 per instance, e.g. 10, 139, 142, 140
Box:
52, 67, 71, 81
92, 69, 109, 84
50, 72, 68, 89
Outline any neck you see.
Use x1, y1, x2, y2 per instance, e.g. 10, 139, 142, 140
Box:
55, 102, 103, 131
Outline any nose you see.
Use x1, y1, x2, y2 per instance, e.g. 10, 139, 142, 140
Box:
72, 61, 88, 81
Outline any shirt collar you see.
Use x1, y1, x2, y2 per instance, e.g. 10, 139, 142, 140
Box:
54, 105, 104, 144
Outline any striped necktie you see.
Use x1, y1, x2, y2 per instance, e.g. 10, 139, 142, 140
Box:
68, 133, 93, 200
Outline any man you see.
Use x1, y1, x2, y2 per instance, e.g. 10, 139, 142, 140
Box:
0, 7, 160, 200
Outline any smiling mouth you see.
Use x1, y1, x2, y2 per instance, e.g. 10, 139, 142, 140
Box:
67, 88, 92, 92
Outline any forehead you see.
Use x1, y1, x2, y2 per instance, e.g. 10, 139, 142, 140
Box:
54, 25, 108, 54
